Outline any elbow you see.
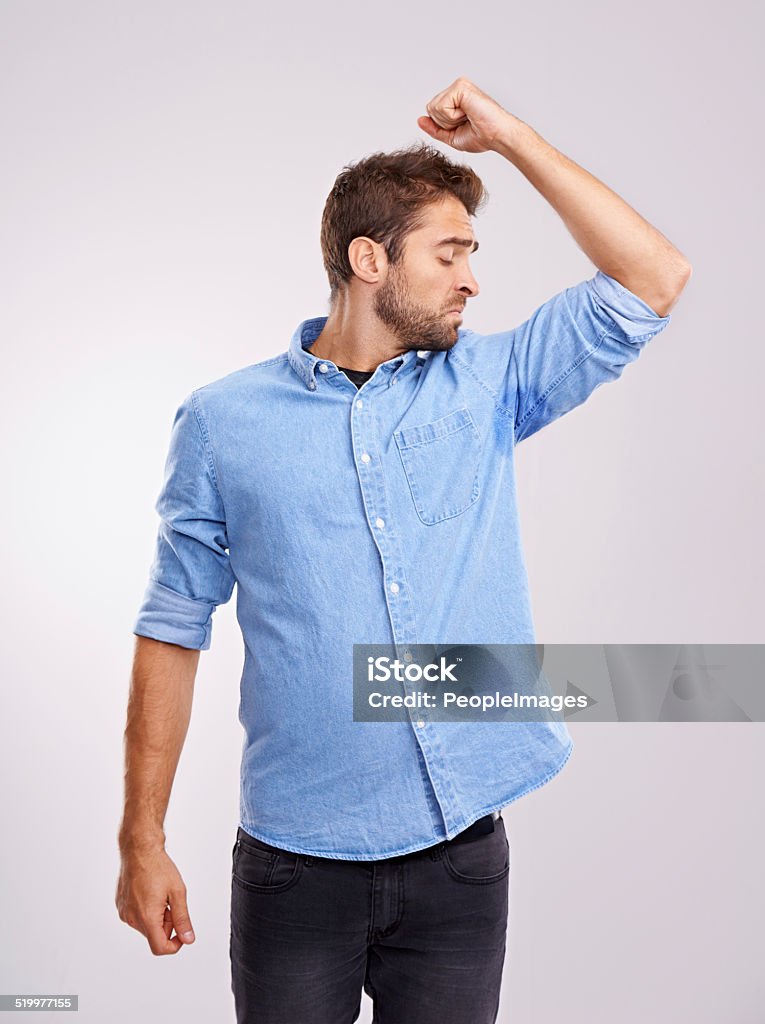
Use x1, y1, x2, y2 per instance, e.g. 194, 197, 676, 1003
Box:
651, 260, 693, 318
675, 259, 693, 287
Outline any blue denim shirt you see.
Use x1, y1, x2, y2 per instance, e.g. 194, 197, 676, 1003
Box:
133, 270, 670, 859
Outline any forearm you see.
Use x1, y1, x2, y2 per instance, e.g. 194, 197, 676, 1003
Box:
118, 635, 200, 852
492, 116, 692, 315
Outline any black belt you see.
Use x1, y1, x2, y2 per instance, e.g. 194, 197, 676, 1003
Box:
448, 812, 500, 846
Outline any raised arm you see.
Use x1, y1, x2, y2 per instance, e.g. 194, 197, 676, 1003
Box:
115, 635, 200, 955
418, 77, 692, 316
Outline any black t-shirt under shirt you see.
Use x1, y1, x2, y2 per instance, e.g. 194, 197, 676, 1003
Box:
338, 366, 374, 390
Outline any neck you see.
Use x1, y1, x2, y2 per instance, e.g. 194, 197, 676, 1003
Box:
308, 295, 407, 372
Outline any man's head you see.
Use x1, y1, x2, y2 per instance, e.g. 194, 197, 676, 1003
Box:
320, 143, 488, 351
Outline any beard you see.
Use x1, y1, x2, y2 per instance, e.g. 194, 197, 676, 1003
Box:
372, 263, 461, 352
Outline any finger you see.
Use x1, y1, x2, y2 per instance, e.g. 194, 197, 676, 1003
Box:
417, 116, 454, 144
146, 918, 183, 956
167, 887, 195, 944
426, 94, 468, 130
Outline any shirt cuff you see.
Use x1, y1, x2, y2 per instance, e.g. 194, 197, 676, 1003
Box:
589, 270, 671, 341
133, 578, 215, 650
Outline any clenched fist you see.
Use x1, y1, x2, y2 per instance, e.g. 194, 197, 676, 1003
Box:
417, 77, 515, 153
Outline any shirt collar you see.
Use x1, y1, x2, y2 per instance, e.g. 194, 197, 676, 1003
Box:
287, 316, 425, 392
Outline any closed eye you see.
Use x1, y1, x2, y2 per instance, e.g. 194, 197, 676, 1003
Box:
438, 258, 454, 266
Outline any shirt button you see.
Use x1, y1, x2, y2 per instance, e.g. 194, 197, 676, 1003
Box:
361, 452, 371, 463
356, 399, 363, 408
318, 363, 328, 373
391, 377, 397, 386
403, 650, 413, 662
389, 581, 399, 594
308, 380, 317, 390
416, 720, 425, 728
375, 517, 385, 529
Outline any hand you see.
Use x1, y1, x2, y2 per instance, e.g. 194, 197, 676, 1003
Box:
417, 77, 514, 154
116, 844, 195, 956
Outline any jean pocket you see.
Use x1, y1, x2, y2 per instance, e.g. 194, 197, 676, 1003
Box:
393, 406, 481, 526
232, 830, 304, 894
442, 820, 510, 885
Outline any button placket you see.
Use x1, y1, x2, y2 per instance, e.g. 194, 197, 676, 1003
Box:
350, 395, 415, 649
348, 378, 461, 829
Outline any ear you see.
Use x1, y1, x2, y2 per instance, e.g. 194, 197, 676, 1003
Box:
347, 236, 388, 286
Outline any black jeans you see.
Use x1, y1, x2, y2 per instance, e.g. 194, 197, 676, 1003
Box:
230, 815, 509, 1024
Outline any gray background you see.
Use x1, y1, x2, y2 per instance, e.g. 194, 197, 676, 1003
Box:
1, 0, 763, 1021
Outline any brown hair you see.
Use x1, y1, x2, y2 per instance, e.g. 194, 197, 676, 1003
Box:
320, 142, 488, 303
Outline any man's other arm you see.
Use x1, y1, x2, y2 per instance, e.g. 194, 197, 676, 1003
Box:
115, 635, 199, 956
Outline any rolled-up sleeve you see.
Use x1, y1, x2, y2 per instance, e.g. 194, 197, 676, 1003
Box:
511, 270, 671, 442
133, 391, 236, 650
451, 270, 672, 445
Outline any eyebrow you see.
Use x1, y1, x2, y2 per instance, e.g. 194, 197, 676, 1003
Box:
433, 236, 480, 254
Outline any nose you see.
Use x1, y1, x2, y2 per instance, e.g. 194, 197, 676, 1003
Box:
458, 266, 480, 300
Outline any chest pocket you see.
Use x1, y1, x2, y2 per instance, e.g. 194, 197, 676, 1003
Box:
393, 406, 481, 526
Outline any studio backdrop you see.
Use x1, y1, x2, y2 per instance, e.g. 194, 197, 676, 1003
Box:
1, 1, 762, 1022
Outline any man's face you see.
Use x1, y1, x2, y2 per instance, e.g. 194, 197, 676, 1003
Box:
372, 194, 481, 352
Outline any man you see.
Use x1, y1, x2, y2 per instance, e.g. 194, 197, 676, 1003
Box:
116, 77, 691, 1023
